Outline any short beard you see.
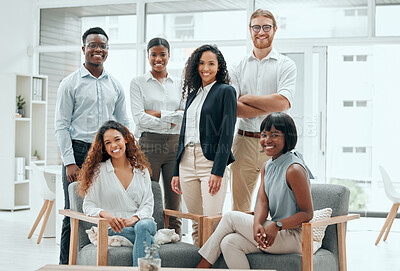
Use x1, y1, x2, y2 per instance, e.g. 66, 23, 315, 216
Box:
252, 34, 274, 49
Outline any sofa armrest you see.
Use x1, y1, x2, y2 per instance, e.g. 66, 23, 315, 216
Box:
305, 214, 360, 228
59, 209, 108, 224
164, 209, 205, 246
58, 209, 109, 266
302, 214, 360, 271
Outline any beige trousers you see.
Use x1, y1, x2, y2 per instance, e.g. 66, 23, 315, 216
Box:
179, 144, 228, 247
231, 134, 271, 212
198, 211, 302, 269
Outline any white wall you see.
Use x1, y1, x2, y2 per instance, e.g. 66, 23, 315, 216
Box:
0, 0, 34, 74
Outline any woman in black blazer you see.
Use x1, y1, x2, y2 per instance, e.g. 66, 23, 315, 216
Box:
171, 44, 237, 246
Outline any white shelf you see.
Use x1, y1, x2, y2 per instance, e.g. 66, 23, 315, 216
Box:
15, 117, 30, 122
0, 73, 47, 211
15, 180, 30, 185
32, 100, 46, 105
31, 160, 45, 165
12, 205, 30, 210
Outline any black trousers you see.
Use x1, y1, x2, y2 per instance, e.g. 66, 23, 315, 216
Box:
139, 132, 182, 236
59, 140, 91, 264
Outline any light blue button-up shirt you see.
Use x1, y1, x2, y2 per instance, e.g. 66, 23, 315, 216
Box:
55, 65, 131, 166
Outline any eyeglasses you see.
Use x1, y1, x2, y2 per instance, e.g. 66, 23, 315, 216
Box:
251, 24, 273, 33
85, 42, 109, 50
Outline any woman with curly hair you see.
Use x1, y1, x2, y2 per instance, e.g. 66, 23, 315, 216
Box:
171, 44, 237, 246
79, 120, 156, 266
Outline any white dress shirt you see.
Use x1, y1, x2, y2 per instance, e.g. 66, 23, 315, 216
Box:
130, 71, 184, 138
83, 159, 154, 220
55, 65, 131, 166
230, 48, 296, 132
184, 81, 216, 146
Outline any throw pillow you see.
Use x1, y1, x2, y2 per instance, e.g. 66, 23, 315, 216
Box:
310, 208, 333, 253
85, 226, 133, 247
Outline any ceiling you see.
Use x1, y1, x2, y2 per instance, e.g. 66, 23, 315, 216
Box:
41, 0, 400, 18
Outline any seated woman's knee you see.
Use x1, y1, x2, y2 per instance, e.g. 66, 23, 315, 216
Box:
220, 233, 239, 253
134, 219, 156, 234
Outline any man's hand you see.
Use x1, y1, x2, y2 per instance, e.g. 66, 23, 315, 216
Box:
66, 164, 80, 183
99, 211, 125, 233
208, 174, 222, 196
238, 94, 255, 105
121, 216, 139, 227
145, 110, 161, 118
171, 176, 182, 194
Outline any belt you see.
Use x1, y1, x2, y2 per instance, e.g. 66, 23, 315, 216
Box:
238, 129, 261, 138
72, 140, 92, 148
185, 142, 201, 147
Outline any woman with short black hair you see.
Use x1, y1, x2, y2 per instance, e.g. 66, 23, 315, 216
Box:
197, 112, 314, 269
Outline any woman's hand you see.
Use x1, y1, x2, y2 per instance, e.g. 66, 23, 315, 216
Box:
253, 223, 267, 249
99, 211, 125, 233
208, 174, 222, 196
122, 215, 139, 227
262, 223, 279, 249
171, 176, 182, 194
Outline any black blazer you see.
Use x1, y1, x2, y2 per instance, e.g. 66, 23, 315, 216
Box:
173, 82, 237, 177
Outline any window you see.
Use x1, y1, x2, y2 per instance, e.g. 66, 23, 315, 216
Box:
328, 44, 400, 213
376, 2, 400, 36
146, 0, 247, 41
255, 0, 368, 38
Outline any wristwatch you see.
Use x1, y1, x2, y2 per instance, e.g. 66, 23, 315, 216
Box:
276, 221, 283, 231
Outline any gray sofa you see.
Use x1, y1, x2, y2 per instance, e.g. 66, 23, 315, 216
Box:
66, 181, 201, 267
211, 184, 355, 270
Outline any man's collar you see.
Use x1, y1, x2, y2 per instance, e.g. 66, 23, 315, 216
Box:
80, 64, 108, 79
248, 47, 279, 61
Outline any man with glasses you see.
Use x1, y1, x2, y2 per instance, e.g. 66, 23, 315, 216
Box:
55, 27, 131, 264
230, 9, 297, 212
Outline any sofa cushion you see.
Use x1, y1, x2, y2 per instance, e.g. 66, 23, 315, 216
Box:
77, 242, 201, 267
212, 248, 337, 271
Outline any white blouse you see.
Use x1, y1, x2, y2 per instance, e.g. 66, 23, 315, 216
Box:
83, 159, 154, 220
184, 81, 216, 146
130, 72, 184, 138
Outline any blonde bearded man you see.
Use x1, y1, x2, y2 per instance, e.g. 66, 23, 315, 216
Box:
230, 9, 297, 212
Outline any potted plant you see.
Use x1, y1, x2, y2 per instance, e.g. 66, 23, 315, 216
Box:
31, 150, 39, 161
138, 241, 161, 271
16, 95, 26, 117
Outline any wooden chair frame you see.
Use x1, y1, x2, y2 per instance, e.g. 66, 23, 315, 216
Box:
202, 213, 360, 271
375, 202, 400, 245
59, 209, 204, 266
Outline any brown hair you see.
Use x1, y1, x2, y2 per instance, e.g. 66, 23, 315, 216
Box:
249, 9, 277, 27
78, 120, 151, 198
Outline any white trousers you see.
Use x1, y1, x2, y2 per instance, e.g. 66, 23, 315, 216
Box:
198, 211, 302, 269
179, 144, 228, 247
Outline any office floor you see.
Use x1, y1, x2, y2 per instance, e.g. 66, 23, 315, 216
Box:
1, 210, 399, 271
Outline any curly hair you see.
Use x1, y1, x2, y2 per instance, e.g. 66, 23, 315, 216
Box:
182, 44, 230, 99
78, 120, 151, 198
